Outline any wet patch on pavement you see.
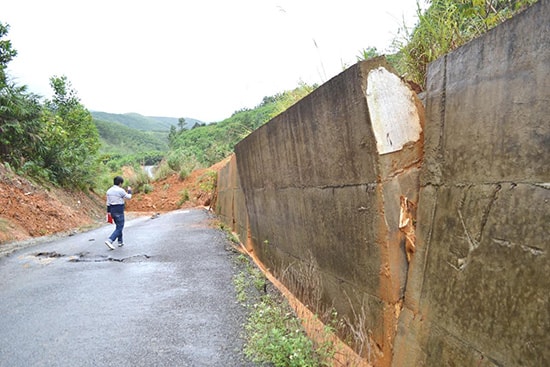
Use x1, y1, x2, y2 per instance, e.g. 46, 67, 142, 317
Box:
35, 251, 64, 258
68, 252, 151, 263
28, 251, 151, 264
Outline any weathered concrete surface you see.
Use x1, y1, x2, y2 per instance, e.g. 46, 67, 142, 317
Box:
215, 155, 248, 246
393, 1, 550, 366
215, 2, 548, 366
232, 57, 424, 366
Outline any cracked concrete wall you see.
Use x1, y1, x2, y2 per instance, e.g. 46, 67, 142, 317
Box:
215, 3, 548, 365
230, 57, 424, 366
393, 1, 550, 366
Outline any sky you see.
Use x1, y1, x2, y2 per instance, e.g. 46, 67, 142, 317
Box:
3, 0, 422, 123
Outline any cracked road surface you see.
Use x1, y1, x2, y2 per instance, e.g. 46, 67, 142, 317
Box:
0, 209, 257, 367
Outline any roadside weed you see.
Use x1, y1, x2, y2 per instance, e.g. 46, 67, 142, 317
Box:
232, 254, 332, 367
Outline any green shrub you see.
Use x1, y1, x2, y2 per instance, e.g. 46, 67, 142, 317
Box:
198, 170, 217, 192
177, 189, 189, 206
179, 167, 190, 180
127, 169, 150, 194
153, 161, 174, 181
167, 154, 182, 172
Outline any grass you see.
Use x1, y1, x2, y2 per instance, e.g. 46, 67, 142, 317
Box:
232, 253, 334, 367
391, 0, 538, 88
153, 161, 174, 181
177, 189, 189, 206
216, 220, 334, 366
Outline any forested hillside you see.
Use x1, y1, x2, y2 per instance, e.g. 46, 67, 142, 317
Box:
94, 119, 168, 156
163, 84, 317, 176
0, 0, 536, 200
90, 111, 203, 131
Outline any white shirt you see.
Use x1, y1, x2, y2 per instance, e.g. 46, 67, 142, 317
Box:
106, 185, 132, 206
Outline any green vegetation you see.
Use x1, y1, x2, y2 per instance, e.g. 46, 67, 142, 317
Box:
129, 169, 152, 194
389, 0, 537, 88
231, 253, 333, 367
197, 170, 217, 192
167, 83, 316, 171
95, 117, 167, 173
177, 189, 189, 206
41, 75, 100, 187
95, 119, 168, 154
153, 163, 175, 181
0, 24, 100, 189
1, 1, 537, 190
92, 112, 180, 184
90, 111, 203, 132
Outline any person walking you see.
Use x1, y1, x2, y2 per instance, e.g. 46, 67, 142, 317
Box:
105, 176, 132, 250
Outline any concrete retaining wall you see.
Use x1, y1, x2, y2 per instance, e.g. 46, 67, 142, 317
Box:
393, 1, 550, 365
215, 155, 248, 245
234, 57, 424, 365
215, 1, 549, 365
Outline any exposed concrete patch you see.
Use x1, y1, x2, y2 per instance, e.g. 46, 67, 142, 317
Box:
366, 67, 422, 155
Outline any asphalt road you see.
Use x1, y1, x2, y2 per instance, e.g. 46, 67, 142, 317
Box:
0, 209, 258, 367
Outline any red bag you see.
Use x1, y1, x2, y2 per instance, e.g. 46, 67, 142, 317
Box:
106, 213, 113, 224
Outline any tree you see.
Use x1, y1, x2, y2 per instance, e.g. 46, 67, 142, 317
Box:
0, 22, 43, 169
0, 23, 17, 84
178, 117, 186, 132
168, 125, 177, 147
41, 76, 100, 187
0, 23, 100, 188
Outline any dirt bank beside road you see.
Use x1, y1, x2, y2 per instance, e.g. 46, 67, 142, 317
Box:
0, 162, 222, 252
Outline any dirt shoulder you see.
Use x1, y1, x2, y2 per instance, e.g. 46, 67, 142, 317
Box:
0, 160, 226, 254
0, 165, 105, 244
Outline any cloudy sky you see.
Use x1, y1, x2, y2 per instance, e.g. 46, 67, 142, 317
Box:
3, 0, 422, 122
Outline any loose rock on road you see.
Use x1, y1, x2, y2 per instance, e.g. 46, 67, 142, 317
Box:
0, 209, 259, 367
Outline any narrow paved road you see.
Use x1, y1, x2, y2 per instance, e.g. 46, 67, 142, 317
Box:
0, 209, 257, 367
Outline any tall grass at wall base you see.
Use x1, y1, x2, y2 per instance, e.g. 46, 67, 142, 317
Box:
230, 252, 334, 367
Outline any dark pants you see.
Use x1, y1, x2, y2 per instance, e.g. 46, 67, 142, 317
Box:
108, 205, 125, 244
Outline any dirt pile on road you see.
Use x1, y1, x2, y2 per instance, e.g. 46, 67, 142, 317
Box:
127, 163, 223, 213
0, 159, 227, 245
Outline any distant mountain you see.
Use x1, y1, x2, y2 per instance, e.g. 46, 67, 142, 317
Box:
94, 119, 169, 155
90, 111, 204, 131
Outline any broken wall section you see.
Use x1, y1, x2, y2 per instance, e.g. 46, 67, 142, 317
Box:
393, 1, 550, 366
230, 58, 424, 366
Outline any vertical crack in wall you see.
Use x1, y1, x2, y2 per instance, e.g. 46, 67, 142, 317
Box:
366, 64, 425, 366
438, 55, 448, 170
226, 58, 433, 366
477, 184, 502, 244
399, 196, 417, 263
